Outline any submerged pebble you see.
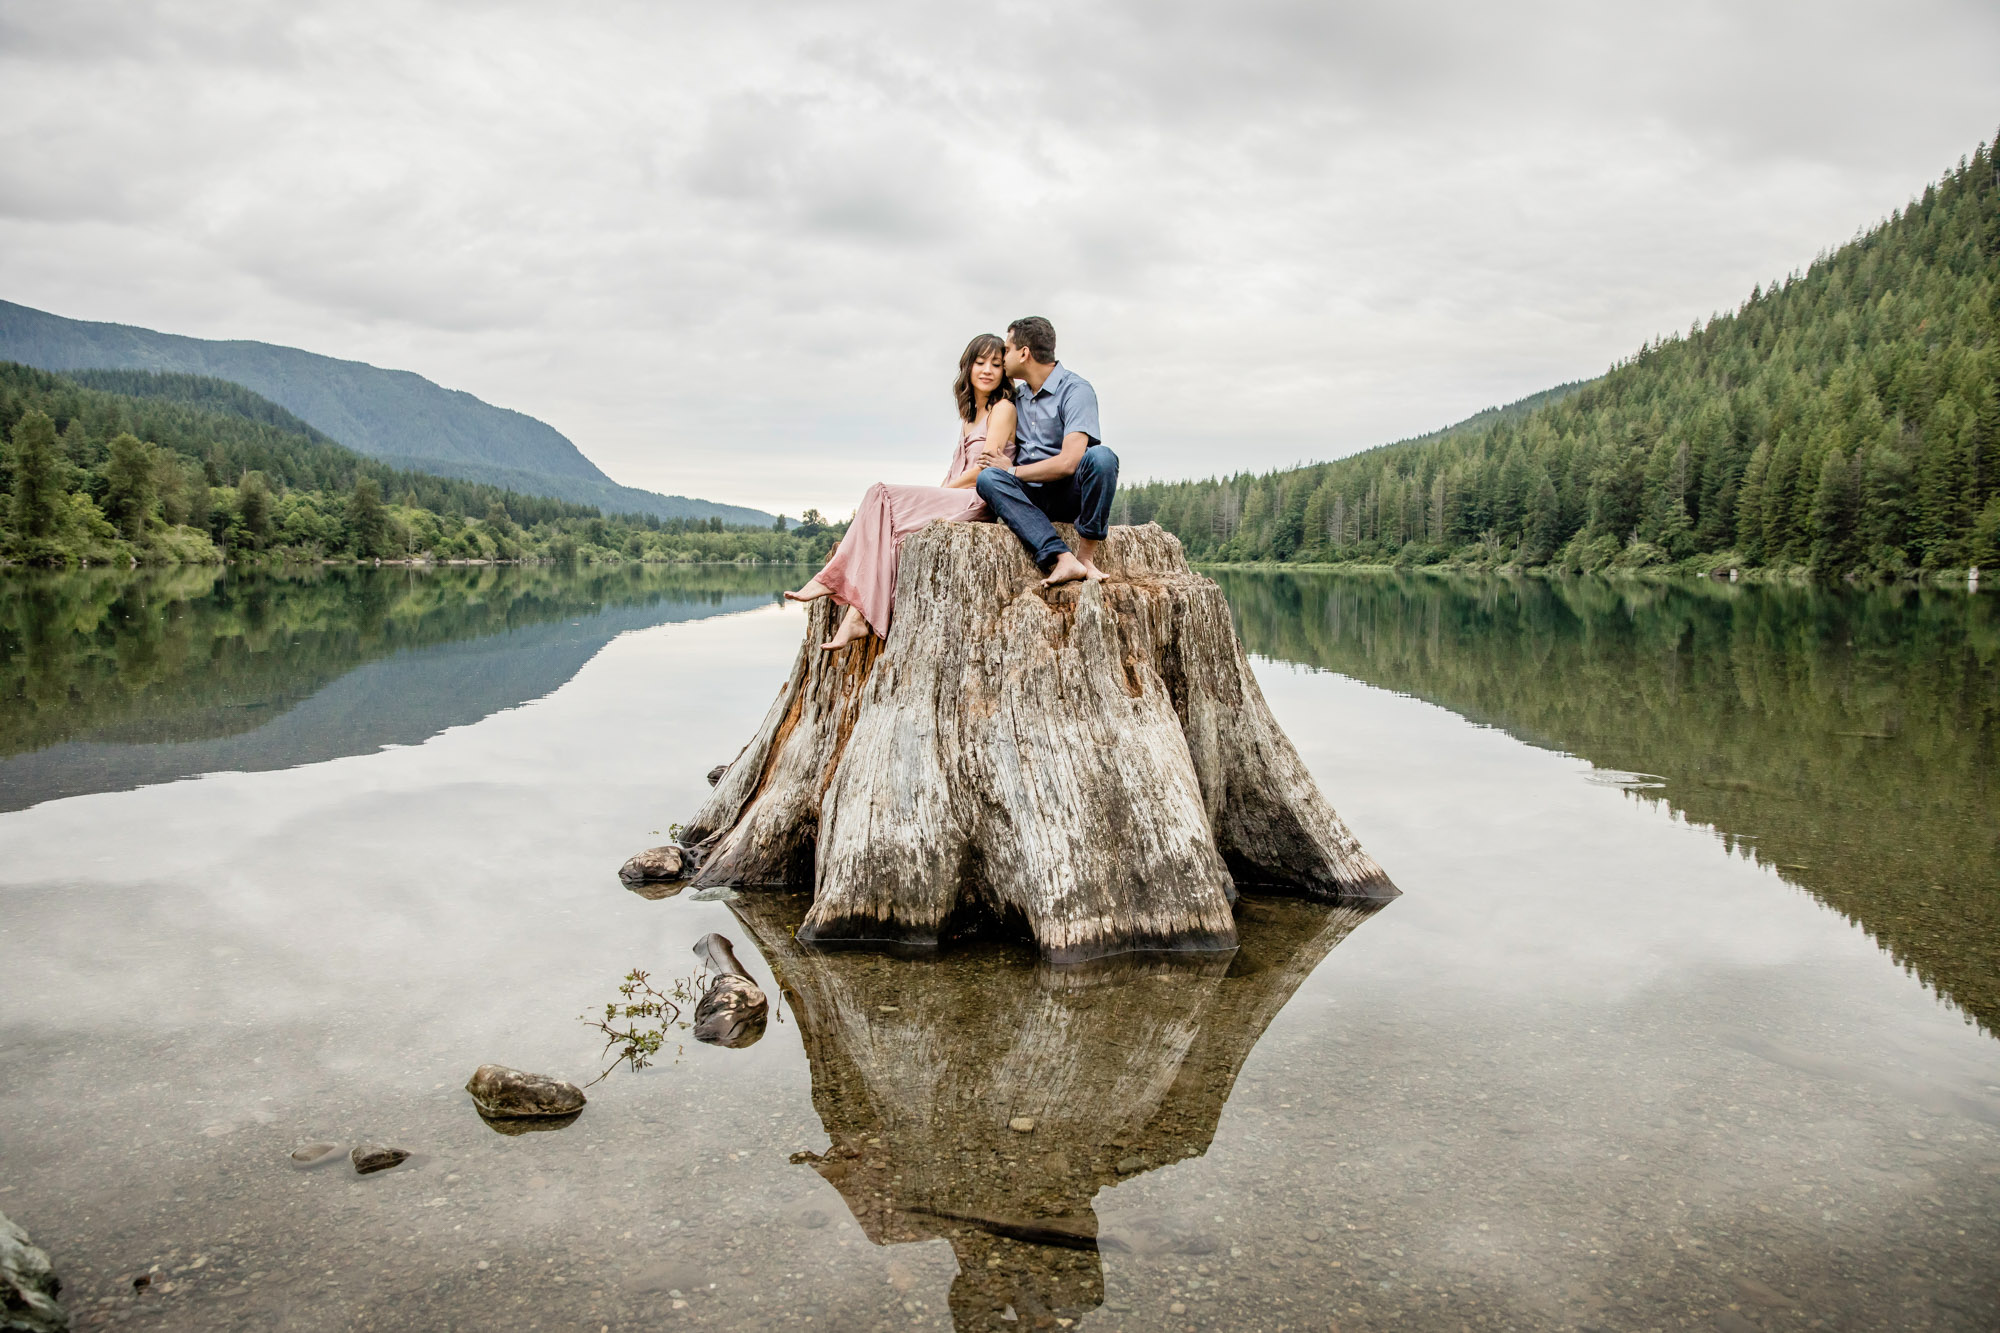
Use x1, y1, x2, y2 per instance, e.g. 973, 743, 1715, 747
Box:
287, 1142, 343, 1166
350, 1144, 411, 1175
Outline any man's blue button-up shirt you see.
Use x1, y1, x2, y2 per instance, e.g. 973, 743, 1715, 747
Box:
1011, 364, 1101, 470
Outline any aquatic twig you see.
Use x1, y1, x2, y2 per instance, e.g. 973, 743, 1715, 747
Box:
579, 968, 698, 1086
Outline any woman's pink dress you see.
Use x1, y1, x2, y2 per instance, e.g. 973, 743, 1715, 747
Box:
815, 421, 1014, 637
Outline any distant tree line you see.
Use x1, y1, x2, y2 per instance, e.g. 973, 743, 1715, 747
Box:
1121, 133, 2000, 580
0, 363, 842, 567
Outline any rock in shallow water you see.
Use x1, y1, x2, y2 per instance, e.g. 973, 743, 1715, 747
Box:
350, 1144, 411, 1175
464, 1064, 588, 1118
618, 845, 686, 883
0, 1208, 67, 1332
288, 1141, 343, 1166
477, 1109, 582, 1136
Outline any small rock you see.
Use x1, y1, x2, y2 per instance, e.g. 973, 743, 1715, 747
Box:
1169, 1301, 1187, 1315
1008, 1117, 1035, 1133
478, 1107, 582, 1137
706, 764, 728, 786
687, 885, 739, 902
350, 1144, 411, 1175
618, 845, 685, 883
1115, 1155, 1145, 1173
465, 1065, 588, 1118
287, 1142, 342, 1166
1, 1208, 68, 1333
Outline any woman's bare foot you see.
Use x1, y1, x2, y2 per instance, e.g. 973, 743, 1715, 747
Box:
820, 606, 872, 651
785, 578, 833, 604
1042, 551, 1091, 587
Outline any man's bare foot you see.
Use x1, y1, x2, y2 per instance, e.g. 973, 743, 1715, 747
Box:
820, 606, 871, 651
1042, 552, 1090, 587
785, 578, 833, 603
1076, 539, 1110, 581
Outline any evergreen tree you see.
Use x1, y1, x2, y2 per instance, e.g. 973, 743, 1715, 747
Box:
346, 477, 388, 557
102, 432, 160, 542
6, 410, 65, 558
237, 472, 274, 550
1809, 448, 1860, 575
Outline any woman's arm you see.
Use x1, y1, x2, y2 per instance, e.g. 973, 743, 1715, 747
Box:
946, 400, 1017, 488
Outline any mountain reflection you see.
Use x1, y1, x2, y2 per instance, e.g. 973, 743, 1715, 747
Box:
727, 893, 1380, 1330
1216, 570, 2000, 1036
0, 563, 793, 810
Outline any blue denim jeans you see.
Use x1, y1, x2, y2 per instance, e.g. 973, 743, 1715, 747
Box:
974, 445, 1120, 572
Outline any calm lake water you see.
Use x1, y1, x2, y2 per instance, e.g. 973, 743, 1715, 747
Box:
1, 563, 1995, 1333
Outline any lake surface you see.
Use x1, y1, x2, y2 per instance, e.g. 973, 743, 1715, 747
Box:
1, 564, 1995, 1332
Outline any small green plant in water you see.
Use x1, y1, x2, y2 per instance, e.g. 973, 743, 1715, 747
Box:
579, 968, 699, 1086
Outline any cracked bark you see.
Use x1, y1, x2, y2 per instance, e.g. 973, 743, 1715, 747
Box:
681, 521, 1394, 961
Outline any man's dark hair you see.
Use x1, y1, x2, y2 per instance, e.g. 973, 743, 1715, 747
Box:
1007, 316, 1057, 365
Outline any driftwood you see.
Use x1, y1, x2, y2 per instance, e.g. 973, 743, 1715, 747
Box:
727, 891, 1382, 1329
682, 521, 1392, 961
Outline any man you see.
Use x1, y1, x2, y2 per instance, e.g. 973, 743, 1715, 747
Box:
975, 316, 1119, 586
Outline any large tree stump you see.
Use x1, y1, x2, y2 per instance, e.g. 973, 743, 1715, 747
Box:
683, 521, 1393, 960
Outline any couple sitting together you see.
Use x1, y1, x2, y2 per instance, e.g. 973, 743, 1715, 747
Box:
787, 316, 1119, 650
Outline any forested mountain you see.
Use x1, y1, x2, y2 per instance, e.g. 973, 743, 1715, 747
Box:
0, 363, 838, 568
0, 301, 776, 526
1122, 135, 2000, 579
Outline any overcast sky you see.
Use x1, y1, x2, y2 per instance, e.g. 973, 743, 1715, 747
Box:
2, 1, 1995, 517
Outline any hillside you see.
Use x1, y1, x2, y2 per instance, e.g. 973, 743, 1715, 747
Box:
1122, 133, 2000, 578
0, 362, 838, 568
0, 302, 775, 526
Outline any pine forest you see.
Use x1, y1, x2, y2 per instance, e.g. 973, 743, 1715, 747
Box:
1121, 135, 2000, 580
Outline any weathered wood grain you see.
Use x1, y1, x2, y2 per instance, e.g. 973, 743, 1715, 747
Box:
683, 521, 1394, 960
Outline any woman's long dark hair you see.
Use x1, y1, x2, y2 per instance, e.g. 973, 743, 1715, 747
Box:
953, 333, 1009, 423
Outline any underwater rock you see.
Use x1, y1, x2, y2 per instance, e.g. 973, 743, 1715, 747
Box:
350, 1144, 411, 1175
691, 933, 769, 1048
287, 1142, 343, 1167
477, 1110, 582, 1136
687, 885, 739, 902
618, 845, 686, 883
0, 1209, 67, 1333
464, 1064, 588, 1118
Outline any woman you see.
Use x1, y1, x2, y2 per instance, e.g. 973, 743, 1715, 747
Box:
786, 334, 1018, 649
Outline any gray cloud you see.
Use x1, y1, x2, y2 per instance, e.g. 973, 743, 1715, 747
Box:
1, 0, 1995, 515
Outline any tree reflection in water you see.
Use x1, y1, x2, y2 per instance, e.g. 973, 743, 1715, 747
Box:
725, 892, 1383, 1330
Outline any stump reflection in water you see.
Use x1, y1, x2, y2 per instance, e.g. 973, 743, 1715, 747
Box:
727, 892, 1382, 1330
